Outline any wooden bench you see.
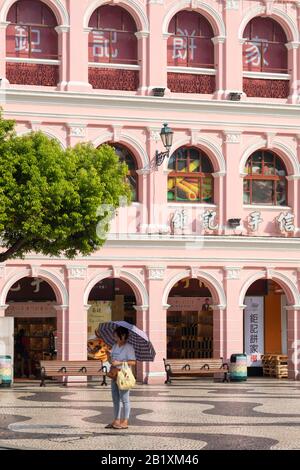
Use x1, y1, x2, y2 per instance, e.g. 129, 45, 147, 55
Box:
163, 358, 229, 384
39, 360, 108, 387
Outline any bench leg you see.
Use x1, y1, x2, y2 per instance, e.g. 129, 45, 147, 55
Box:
101, 375, 107, 386
165, 371, 172, 384
223, 371, 229, 383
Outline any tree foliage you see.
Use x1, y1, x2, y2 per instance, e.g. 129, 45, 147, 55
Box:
0, 116, 131, 262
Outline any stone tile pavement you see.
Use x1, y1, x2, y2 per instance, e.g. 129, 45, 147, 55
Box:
0, 378, 300, 450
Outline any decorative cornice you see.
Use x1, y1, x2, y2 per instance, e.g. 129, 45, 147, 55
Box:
67, 123, 86, 138
134, 305, 149, 311
211, 36, 226, 45
135, 31, 150, 39
223, 131, 241, 144
225, 0, 239, 10
285, 42, 300, 51
146, 266, 165, 280
223, 266, 242, 280
55, 25, 70, 34
67, 267, 87, 279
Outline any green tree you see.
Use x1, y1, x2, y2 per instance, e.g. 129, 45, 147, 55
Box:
0, 116, 131, 262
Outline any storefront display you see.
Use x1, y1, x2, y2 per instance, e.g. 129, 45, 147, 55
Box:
167, 296, 213, 359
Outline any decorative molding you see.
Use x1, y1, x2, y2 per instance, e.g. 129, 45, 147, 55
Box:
190, 267, 200, 278
223, 131, 241, 144
112, 266, 122, 278
225, 0, 239, 10
265, 132, 276, 148
211, 36, 226, 45
190, 129, 199, 146
83, 0, 149, 31
224, 266, 241, 280
285, 41, 300, 51
146, 266, 165, 280
30, 265, 40, 278
67, 124, 86, 138
112, 125, 122, 142
0, 264, 5, 278
55, 25, 70, 34
0, 0, 70, 26
135, 31, 150, 39
162, 0, 226, 37
134, 305, 149, 311
147, 127, 161, 142
67, 267, 87, 279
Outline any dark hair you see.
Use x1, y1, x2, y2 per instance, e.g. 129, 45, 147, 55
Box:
114, 326, 129, 341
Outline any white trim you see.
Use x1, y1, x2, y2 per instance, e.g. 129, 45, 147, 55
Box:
239, 269, 300, 307
162, 269, 226, 308
167, 203, 217, 209
243, 205, 292, 211
165, 136, 226, 175
83, 0, 149, 32
243, 71, 290, 81
83, 268, 149, 306
3, 89, 300, 123
0, 0, 70, 26
238, 5, 298, 43
16, 128, 66, 150
6, 57, 60, 66
162, 0, 226, 37
88, 62, 140, 71
0, 267, 68, 306
239, 137, 300, 177
167, 66, 216, 76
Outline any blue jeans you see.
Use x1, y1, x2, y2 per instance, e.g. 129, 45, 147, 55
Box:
111, 379, 131, 420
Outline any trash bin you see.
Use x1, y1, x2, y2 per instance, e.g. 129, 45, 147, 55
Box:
0, 355, 13, 387
229, 353, 247, 382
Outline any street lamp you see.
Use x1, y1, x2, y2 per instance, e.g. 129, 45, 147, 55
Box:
155, 123, 174, 166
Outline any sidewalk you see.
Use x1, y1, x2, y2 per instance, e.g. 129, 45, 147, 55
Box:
0, 378, 300, 450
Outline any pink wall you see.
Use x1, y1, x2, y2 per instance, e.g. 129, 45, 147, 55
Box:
0, 0, 300, 382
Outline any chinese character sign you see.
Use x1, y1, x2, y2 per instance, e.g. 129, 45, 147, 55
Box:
276, 212, 295, 233
88, 5, 137, 64
244, 296, 264, 367
243, 17, 287, 73
6, 1, 58, 59
167, 11, 214, 68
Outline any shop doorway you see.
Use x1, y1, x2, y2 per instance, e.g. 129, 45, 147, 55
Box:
167, 278, 213, 359
87, 278, 136, 361
5, 277, 57, 380
244, 279, 287, 375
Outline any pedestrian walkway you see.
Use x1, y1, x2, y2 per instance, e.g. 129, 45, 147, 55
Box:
0, 378, 300, 450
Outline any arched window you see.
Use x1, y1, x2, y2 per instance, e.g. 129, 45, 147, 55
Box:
243, 17, 289, 98
243, 17, 287, 73
167, 10, 215, 94
88, 5, 139, 91
110, 144, 138, 202
243, 150, 287, 206
6, 0, 58, 86
168, 147, 214, 203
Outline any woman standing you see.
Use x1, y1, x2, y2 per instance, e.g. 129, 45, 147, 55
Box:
106, 326, 136, 430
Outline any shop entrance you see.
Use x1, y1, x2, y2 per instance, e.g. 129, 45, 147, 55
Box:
87, 278, 136, 360
167, 278, 213, 359
5, 277, 57, 380
244, 279, 287, 375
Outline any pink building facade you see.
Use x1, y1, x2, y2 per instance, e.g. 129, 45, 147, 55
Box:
0, 0, 300, 383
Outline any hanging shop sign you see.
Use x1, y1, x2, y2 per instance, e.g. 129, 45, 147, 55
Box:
244, 296, 264, 367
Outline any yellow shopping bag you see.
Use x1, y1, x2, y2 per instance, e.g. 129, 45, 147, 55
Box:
116, 362, 136, 390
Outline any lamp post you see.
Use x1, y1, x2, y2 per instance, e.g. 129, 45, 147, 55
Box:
155, 123, 174, 166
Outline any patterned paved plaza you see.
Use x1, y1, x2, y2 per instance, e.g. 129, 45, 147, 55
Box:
0, 378, 300, 450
